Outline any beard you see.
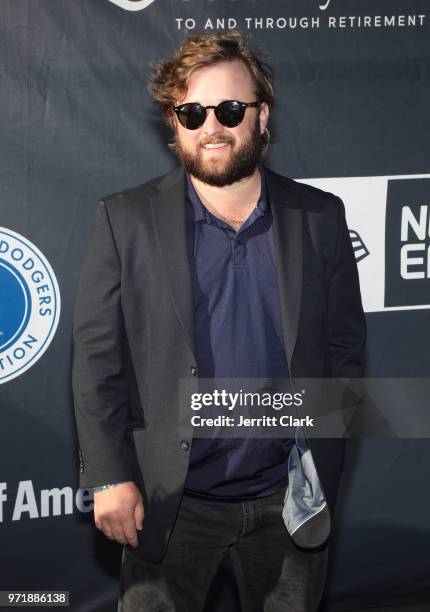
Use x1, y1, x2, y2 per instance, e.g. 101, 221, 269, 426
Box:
173, 116, 266, 187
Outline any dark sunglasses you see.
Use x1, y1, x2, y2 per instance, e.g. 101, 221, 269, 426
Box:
172, 100, 259, 130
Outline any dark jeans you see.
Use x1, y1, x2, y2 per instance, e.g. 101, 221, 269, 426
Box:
117, 488, 328, 612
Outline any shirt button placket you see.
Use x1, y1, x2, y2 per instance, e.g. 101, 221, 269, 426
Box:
233, 237, 245, 269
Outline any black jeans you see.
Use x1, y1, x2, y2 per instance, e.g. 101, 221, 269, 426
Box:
117, 488, 328, 612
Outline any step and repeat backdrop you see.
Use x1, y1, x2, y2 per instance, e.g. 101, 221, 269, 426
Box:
1, 1, 429, 610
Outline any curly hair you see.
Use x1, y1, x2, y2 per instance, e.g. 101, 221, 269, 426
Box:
148, 30, 274, 131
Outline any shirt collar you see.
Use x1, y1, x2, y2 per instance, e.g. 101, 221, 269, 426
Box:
185, 163, 270, 224
257, 164, 270, 214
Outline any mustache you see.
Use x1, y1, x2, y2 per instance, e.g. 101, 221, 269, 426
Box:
200, 136, 234, 146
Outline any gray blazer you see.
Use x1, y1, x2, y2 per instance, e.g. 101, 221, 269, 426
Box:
72, 164, 366, 561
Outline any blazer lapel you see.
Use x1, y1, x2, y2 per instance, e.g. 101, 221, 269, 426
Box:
265, 167, 303, 374
151, 166, 197, 360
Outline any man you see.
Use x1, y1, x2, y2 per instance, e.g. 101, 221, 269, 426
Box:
72, 31, 366, 612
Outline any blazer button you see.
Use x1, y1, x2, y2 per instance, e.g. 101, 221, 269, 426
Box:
190, 366, 197, 377
180, 440, 190, 451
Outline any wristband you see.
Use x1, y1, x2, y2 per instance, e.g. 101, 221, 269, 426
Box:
93, 482, 125, 493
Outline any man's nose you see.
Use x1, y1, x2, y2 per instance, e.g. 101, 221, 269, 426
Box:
202, 108, 224, 136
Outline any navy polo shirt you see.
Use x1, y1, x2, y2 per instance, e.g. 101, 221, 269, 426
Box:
184, 167, 294, 502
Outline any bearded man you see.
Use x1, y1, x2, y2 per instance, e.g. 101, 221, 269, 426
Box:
72, 31, 366, 612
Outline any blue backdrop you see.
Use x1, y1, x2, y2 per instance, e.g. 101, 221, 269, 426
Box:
1, 1, 429, 610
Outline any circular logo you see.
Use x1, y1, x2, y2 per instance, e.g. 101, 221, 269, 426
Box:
106, 0, 156, 11
0, 228, 61, 384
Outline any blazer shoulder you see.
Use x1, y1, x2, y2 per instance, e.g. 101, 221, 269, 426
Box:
265, 166, 343, 215
100, 173, 168, 211
99, 165, 183, 214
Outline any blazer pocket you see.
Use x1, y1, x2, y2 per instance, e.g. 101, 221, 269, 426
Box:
303, 263, 324, 282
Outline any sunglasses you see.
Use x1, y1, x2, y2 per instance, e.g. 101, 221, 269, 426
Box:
172, 100, 259, 130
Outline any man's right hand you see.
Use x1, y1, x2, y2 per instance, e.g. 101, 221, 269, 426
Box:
94, 481, 144, 548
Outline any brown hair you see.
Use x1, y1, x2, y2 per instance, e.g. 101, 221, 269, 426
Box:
148, 30, 274, 130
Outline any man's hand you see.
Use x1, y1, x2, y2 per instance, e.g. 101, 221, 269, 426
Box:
94, 481, 144, 548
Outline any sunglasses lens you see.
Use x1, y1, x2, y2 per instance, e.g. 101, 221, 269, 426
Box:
177, 104, 206, 130
216, 101, 245, 128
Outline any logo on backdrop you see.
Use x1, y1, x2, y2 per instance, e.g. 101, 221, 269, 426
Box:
349, 230, 369, 263
104, 0, 428, 31
0, 480, 93, 523
299, 174, 430, 313
385, 178, 430, 308
0, 228, 61, 384
106, 0, 156, 10
106, 0, 333, 10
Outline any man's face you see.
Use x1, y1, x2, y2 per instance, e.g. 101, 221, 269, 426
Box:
172, 60, 269, 187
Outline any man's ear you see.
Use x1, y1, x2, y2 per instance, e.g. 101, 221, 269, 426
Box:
259, 102, 270, 135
